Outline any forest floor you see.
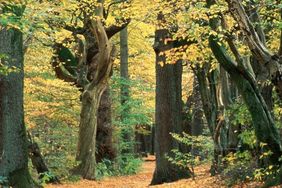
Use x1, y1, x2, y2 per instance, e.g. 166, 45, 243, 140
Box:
46, 156, 265, 188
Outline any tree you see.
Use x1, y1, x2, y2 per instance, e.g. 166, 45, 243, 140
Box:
73, 0, 131, 179
225, 0, 282, 101
0, 2, 36, 187
45, 0, 131, 179
151, 12, 191, 185
120, 26, 133, 154
206, 0, 282, 185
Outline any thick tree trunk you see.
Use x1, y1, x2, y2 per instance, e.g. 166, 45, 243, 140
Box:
151, 60, 191, 185
96, 87, 116, 163
0, 28, 35, 187
76, 85, 104, 179
76, 17, 115, 179
51, 43, 116, 163
151, 20, 191, 184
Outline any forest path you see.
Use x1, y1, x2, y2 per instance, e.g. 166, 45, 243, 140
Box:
45, 156, 235, 188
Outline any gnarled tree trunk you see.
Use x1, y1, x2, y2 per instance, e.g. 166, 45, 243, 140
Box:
210, 36, 282, 182
76, 17, 116, 179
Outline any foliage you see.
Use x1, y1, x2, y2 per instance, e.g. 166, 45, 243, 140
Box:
25, 41, 81, 181
224, 98, 282, 185
114, 154, 143, 175
166, 132, 214, 176
223, 150, 282, 186
223, 151, 256, 186
111, 74, 154, 153
0, 176, 8, 187
95, 155, 142, 180
4, 0, 282, 185
226, 98, 252, 127
0, 53, 19, 76
38, 171, 57, 186
95, 159, 115, 180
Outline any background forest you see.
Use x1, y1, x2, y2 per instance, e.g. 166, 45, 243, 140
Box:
0, 0, 282, 187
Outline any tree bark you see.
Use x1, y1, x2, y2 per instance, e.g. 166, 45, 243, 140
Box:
209, 36, 282, 167
0, 28, 36, 187
151, 17, 191, 184
190, 76, 204, 136
76, 17, 116, 179
120, 27, 133, 153
225, 0, 282, 100
96, 87, 116, 163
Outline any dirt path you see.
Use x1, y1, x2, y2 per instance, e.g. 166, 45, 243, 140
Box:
45, 156, 252, 188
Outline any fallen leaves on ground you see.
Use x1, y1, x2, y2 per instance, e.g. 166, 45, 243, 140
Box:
45, 156, 271, 188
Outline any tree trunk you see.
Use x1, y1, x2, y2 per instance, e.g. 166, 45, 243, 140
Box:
76, 85, 104, 179
194, 65, 225, 175
210, 36, 282, 167
0, 28, 36, 187
76, 17, 115, 179
150, 125, 155, 155
225, 0, 282, 100
152, 60, 191, 185
151, 20, 191, 184
96, 87, 116, 163
120, 27, 133, 154
191, 76, 204, 136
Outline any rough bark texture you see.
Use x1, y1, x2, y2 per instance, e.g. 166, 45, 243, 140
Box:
96, 88, 116, 163
0, 28, 35, 187
190, 76, 204, 136
210, 36, 282, 167
225, 0, 282, 100
152, 60, 190, 185
151, 16, 191, 184
76, 16, 115, 179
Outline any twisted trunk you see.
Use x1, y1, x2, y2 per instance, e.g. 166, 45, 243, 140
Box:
76, 18, 115, 179
225, 0, 282, 100
210, 35, 282, 169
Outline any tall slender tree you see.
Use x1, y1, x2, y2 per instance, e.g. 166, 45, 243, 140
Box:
120, 26, 133, 153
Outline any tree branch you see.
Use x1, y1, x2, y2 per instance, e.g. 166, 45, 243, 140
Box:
105, 18, 131, 39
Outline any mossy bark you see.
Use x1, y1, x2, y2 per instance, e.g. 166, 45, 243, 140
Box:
209, 36, 282, 166
0, 28, 36, 187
